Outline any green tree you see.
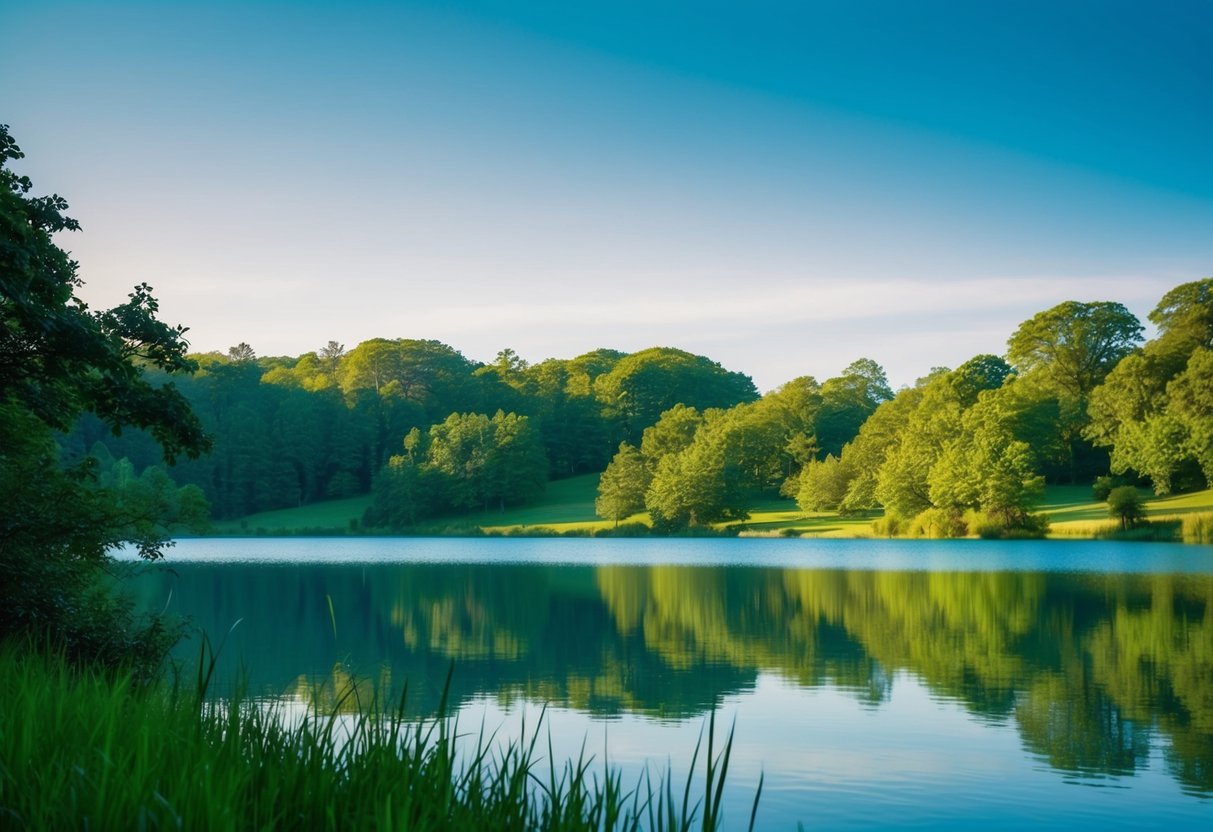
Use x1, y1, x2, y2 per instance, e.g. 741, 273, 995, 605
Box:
1106, 486, 1145, 530
0, 124, 209, 670
645, 441, 728, 530
1087, 278, 1213, 493
640, 404, 704, 465
1007, 301, 1143, 482
643, 404, 782, 528
796, 454, 852, 512
1007, 301, 1142, 402
1166, 348, 1213, 483
594, 347, 758, 443
928, 389, 1045, 531
815, 358, 893, 457
834, 383, 927, 513
482, 410, 548, 510
873, 356, 1014, 519
423, 411, 547, 512
595, 444, 651, 527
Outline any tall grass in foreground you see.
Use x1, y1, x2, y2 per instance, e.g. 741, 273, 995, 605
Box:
0, 647, 760, 831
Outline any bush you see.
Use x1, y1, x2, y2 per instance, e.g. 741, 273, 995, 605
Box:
870, 515, 903, 537
594, 522, 651, 538
966, 510, 1050, 540
907, 508, 968, 539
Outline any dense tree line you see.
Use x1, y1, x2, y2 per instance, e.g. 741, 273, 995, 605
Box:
71, 340, 762, 524
70, 276, 1211, 535
596, 283, 1211, 537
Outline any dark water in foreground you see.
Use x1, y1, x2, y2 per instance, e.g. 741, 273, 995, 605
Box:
125, 538, 1213, 829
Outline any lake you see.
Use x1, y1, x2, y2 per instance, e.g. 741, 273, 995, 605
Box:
124, 538, 1213, 829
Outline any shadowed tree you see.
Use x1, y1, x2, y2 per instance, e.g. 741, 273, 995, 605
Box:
0, 124, 209, 669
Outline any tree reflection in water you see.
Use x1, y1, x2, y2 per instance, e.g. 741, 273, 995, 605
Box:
133, 563, 1213, 795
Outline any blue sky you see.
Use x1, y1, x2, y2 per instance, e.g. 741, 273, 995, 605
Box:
2, 0, 1210, 390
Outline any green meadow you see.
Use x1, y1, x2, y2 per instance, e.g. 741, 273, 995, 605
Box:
209, 475, 1213, 541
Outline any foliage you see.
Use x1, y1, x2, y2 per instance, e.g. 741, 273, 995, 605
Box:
1092, 475, 1128, 502
1087, 277, 1213, 494
366, 411, 548, 528
928, 388, 1046, 529
1007, 301, 1143, 402
593, 347, 758, 443
1107, 486, 1146, 530
643, 401, 792, 529
595, 443, 651, 526
425, 411, 548, 512
0, 128, 207, 462
814, 358, 893, 457
795, 454, 852, 512
905, 507, 968, 539
0, 125, 208, 670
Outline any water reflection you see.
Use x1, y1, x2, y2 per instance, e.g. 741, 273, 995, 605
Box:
133, 562, 1213, 796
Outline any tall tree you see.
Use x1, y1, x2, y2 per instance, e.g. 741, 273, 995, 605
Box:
1007, 301, 1143, 481
815, 358, 893, 457
595, 443, 651, 527
1, 124, 209, 669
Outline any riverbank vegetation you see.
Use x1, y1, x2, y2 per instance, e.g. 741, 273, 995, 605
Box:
0, 647, 756, 831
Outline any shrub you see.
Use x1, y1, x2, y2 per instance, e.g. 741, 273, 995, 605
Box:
907, 508, 968, 539
871, 515, 903, 537
966, 510, 1051, 540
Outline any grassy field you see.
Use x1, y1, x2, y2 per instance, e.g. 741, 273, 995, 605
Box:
1041, 485, 1213, 538
209, 473, 1213, 541
210, 494, 373, 534
209, 473, 874, 537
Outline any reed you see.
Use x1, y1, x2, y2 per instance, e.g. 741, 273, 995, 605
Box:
1182, 512, 1213, 544
0, 645, 760, 831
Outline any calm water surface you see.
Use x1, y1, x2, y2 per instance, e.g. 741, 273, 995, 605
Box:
125, 538, 1213, 829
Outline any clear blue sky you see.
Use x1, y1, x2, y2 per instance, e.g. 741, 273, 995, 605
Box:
2, 0, 1210, 390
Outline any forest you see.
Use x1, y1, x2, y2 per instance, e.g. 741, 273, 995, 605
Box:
72, 277, 1213, 540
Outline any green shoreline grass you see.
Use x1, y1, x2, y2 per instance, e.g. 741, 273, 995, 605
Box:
207, 474, 1213, 542
0, 646, 759, 831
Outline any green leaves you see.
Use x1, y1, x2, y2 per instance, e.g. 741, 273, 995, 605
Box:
1, 124, 208, 668
595, 443, 650, 526
1086, 278, 1213, 494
